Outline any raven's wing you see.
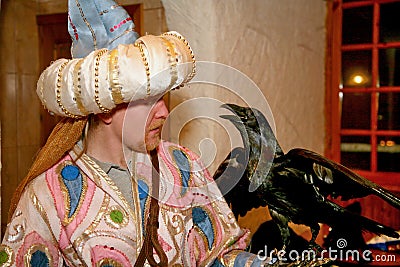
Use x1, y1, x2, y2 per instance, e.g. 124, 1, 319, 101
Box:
285, 148, 400, 209
213, 147, 265, 218
270, 154, 400, 239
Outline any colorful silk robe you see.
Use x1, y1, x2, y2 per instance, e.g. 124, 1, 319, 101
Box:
1, 141, 264, 266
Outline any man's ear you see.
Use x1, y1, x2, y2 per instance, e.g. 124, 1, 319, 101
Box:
97, 112, 113, 124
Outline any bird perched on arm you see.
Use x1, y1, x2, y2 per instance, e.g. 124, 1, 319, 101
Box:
214, 103, 400, 253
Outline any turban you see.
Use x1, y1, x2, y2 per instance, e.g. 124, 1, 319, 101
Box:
37, 0, 196, 117
37, 32, 196, 117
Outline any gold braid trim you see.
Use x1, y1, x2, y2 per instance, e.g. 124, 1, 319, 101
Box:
109, 49, 124, 105
7, 117, 88, 223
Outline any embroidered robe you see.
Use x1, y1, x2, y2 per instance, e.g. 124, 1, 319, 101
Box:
0, 141, 264, 266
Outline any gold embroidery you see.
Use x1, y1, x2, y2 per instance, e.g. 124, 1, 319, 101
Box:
56, 161, 88, 225
94, 49, 111, 113
160, 37, 178, 89
160, 209, 182, 264
74, 230, 137, 254
0, 245, 15, 266
56, 60, 81, 118
97, 258, 123, 267
72, 58, 88, 115
74, 0, 97, 50
62, 245, 83, 264
159, 204, 191, 216
134, 40, 151, 95
108, 49, 124, 104
98, 4, 120, 16
105, 205, 129, 229
211, 201, 238, 230
170, 214, 184, 235
220, 250, 242, 267
194, 223, 216, 252
73, 194, 110, 255
160, 204, 190, 263
71, 148, 102, 187
245, 254, 257, 267
130, 153, 144, 254
162, 32, 196, 88
91, 194, 110, 231
108, 28, 137, 45
6, 209, 24, 243
6, 223, 25, 243
131, 175, 152, 246
24, 244, 54, 266
167, 146, 193, 196
14, 210, 22, 218
30, 189, 58, 244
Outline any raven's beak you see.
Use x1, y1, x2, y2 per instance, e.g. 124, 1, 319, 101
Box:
220, 103, 235, 112
220, 104, 244, 123
219, 114, 241, 123
220, 103, 247, 116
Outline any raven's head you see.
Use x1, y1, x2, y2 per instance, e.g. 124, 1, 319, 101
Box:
220, 103, 277, 144
220, 103, 281, 191
220, 103, 260, 134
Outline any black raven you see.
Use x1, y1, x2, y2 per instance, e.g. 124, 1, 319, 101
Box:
214, 103, 400, 252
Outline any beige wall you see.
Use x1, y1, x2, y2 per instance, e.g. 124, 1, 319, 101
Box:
0, 0, 166, 232
0, 0, 327, 236
162, 0, 327, 172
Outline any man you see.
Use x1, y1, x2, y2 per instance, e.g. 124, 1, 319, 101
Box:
0, 0, 268, 266
86, 98, 169, 168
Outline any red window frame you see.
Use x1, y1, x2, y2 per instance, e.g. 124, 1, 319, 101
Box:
326, 0, 400, 189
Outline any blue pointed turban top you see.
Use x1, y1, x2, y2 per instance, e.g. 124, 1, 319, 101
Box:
68, 0, 139, 58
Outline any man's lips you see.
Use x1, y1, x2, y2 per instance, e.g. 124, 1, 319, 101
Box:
148, 119, 165, 133
149, 127, 160, 134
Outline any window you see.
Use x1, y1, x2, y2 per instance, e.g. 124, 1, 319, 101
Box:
327, 0, 400, 184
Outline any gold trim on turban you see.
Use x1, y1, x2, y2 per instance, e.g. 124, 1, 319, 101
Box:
37, 31, 196, 117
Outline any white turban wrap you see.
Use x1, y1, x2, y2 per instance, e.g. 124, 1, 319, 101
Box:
37, 31, 196, 118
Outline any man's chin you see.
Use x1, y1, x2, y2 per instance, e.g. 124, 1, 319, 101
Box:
145, 138, 161, 152
123, 140, 159, 154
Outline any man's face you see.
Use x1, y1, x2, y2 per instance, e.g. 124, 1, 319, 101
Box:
119, 97, 169, 153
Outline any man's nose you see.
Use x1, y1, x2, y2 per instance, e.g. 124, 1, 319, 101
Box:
154, 99, 169, 119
